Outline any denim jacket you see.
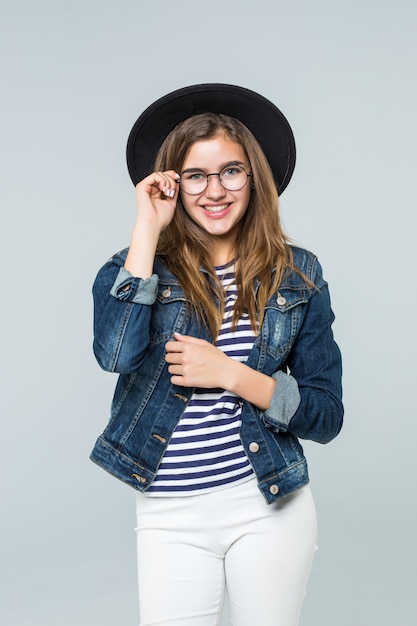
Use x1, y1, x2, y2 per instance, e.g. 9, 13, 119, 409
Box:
90, 246, 343, 504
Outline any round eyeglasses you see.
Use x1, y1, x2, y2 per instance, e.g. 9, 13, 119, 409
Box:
177, 164, 252, 195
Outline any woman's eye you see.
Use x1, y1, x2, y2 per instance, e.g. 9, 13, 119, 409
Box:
185, 171, 205, 181
223, 167, 240, 177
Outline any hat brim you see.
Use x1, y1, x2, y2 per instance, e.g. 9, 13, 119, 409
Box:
126, 83, 296, 195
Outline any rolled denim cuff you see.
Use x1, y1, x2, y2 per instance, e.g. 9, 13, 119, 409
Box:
263, 371, 301, 430
110, 267, 158, 305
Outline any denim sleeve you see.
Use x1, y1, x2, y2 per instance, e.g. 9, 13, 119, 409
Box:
266, 371, 301, 424
92, 252, 158, 373
110, 267, 158, 304
262, 258, 343, 444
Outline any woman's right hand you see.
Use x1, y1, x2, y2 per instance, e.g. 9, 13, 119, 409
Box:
124, 170, 180, 279
135, 169, 180, 235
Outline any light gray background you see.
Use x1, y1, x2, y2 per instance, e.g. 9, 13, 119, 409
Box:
1, 1, 416, 624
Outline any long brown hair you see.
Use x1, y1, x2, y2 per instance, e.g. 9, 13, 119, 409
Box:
154, 113, 297, 338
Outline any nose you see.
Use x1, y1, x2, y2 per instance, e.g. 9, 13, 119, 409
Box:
205, 174, 226, 198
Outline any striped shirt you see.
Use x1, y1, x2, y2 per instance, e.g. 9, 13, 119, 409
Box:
146, 262, 256, 496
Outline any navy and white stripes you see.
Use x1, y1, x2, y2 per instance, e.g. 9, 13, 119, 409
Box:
146, 263, 256, 496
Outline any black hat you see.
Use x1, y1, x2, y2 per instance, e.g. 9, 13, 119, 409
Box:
126, 83, 296, 194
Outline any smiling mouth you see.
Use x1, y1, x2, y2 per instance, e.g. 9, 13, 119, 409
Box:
202, 204, 230, 213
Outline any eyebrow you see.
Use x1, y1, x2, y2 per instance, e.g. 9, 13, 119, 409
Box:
181, 160, 246, 174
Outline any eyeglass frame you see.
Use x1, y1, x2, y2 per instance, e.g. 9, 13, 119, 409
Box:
175, 163, 253, 195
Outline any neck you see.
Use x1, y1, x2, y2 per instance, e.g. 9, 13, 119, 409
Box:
211, 237, 236, 267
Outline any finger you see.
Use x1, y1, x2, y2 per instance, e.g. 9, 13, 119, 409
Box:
165, 340, 184, 353
170, 374, 193, 387
165, 351, 182, 364
139, 171, 169, 188
173, 333, 207, 346
167, 364, 183, 376
139, 172, 176, 199
159, 171, 180, 198
166, 170, 181, 181
153, 172, 173, 197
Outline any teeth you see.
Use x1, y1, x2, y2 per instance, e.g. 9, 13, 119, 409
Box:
203, 204, 228, 213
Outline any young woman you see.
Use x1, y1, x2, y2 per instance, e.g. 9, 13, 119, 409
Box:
91, 84, 343, 626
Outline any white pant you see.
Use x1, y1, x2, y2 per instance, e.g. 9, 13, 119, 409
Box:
135, 479, 317, 626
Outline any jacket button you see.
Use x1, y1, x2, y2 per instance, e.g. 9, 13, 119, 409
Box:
249, 442, 260, 453
132, 473, 147, 484
269, 484, 279, 495
277, 293, 286, 305
161, 287, 171, 298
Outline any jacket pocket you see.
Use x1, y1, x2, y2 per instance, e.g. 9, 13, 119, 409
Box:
259, 288, 308, 360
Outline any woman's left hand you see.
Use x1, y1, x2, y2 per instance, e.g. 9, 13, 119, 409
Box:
165, 333, 277, 410
165, 333, 230, 388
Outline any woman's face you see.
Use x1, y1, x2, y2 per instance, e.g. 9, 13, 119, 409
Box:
179, 134, 252, 262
